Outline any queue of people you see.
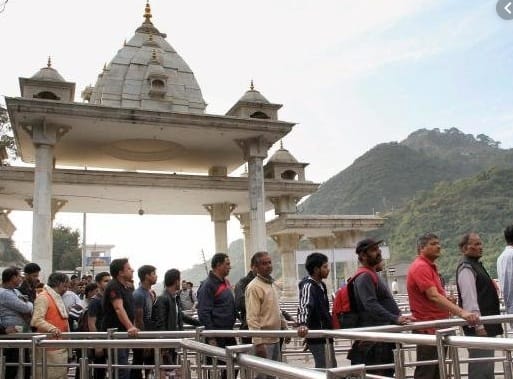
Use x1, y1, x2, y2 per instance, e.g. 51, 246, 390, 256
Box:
1, 223, 513, 379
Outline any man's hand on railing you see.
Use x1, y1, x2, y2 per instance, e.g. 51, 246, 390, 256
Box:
396, 315, 416, 325
460, 310, 479, 326
297, 325, 308, 338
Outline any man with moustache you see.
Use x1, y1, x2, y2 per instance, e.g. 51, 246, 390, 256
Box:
407, 233, 479, 379
102, 258, 139, 379
245, 252, 288, 378
31, 272, 71, 379
347, 238, 413, 377
457, 233, 502, 379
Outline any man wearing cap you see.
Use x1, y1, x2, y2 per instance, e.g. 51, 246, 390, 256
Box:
457, 232, 502, 379
347, 238, 413, 377
407, 232, 479, 379
19, 262, 41, 304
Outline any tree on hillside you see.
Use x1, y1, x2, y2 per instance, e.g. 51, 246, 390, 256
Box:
0, 105, 16, 164
53, 225, 82, 271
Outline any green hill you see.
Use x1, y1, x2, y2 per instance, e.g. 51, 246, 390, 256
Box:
300, 128, 513, 215
372, 167, 513, 282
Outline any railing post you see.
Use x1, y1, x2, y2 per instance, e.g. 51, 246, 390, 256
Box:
195, 327, 204, 379
32, 335, 46, 379
0, 350, 5, 379
224, 346, 236, 379
79, 352, 89, 379
181, 344, 191, 379
393, 342, 405, 379
504, 350, 513, 379
106, 328, 116, 379
436, 328, 458, 379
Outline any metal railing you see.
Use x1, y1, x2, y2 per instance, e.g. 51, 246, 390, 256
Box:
1, 314, 513, 379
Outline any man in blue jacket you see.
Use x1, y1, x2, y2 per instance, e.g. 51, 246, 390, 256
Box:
197, 253, 237, 379
297, 252, 336, 368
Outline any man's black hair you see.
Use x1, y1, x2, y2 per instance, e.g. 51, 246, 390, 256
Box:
305, 252, 328, 276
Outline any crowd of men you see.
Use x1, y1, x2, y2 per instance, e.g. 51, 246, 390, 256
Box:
1, 224, 513, 379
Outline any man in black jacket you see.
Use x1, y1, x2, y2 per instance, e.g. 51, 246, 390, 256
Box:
457, 233, 503, 379
234, 263, 256, 344
297, 252, 336, 368
152, 269, 200, 368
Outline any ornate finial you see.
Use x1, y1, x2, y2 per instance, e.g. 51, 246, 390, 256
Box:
123, 39, 127, 46
250, 79, 254, 91
280, 139, 284, 149
103, 62, 107, 71
47, 56, 52, 68
144, 1, 152, 24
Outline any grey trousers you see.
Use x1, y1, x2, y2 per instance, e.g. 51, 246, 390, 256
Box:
306, 341, 337, 369
468, 348, 494, 379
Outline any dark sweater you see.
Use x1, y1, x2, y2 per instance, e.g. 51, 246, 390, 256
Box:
197, 271, 236, 330
352, 272, 400, 327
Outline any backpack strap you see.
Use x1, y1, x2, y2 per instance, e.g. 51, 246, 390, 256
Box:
349, 267, 379, 286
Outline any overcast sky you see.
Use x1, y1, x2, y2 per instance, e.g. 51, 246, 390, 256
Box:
1, 0, 512, 277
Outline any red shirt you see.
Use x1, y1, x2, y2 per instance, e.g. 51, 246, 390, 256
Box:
407, 255, 449, 327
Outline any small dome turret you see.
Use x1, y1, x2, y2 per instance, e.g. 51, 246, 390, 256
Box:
226, 80, 282, 120
19, 57, 75, 102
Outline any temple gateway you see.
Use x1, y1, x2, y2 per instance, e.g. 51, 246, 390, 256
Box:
0, 3, 383, 299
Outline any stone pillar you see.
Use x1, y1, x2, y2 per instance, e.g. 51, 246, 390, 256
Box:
333, 230, 365, 280
272, 232, 302, 300
204, 203, 236, 253
309, 236, 336, 294
237, 136, 270, 253
234, 212, 251, 269
23, 120, 69, 279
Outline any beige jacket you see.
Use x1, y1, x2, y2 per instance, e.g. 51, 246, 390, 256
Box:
245, 274, 287, 345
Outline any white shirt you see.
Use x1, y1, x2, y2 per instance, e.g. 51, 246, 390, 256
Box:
497, 245, 513, 314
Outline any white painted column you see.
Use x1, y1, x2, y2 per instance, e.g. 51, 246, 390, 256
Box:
235, 212, 251, 269
238, 137, 270, 254
272, 232, 302, 300
33, 144, 54, 279
204, 203, 236, 253
27, 121, 69, 280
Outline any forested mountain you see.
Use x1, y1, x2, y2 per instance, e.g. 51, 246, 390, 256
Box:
372, 167, 513, 281
300, 128, 513, 215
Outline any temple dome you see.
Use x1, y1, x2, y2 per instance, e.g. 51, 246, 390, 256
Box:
31, 59, 66, 82
268, 146, 298, 163
238, 88, 269, 104
86, 2, 206, 113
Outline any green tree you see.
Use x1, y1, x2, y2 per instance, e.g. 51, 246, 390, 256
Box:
53, 225, 82, 271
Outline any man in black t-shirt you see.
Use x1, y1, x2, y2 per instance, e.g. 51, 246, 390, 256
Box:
86, 271, 111, 379
102, 258, 138, 379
